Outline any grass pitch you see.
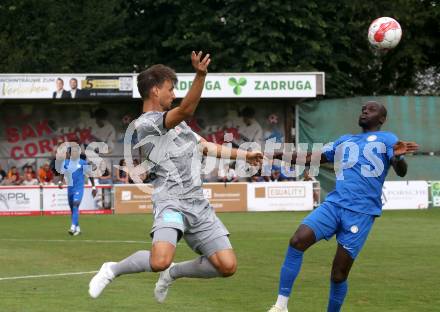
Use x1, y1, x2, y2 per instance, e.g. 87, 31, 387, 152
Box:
1, 210, 439, 312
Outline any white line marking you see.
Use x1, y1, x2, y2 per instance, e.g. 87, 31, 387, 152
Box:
0, 238, 150, 244
0, 271, 98, 281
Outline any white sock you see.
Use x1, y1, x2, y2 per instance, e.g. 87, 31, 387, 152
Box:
70, 224, 76, 231
275, 295, 289, 309
76, 226, 81, 232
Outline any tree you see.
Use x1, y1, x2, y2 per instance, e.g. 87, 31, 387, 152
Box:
0, 0, 438, 97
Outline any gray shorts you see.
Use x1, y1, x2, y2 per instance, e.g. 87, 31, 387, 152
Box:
151, 197, 231, 256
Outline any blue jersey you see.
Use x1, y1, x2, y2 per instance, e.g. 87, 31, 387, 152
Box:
322, 131, 398, 216
62, 158, 89, 193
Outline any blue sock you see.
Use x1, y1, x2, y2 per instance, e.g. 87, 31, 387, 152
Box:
71, 206, 79, 227
327, 280, 348, 312
278, 246, 304, 297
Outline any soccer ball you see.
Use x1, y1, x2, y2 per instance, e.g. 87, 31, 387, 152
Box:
368, 17, 402, 50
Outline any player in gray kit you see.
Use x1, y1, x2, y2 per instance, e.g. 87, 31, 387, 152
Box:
89, 51, 263, 302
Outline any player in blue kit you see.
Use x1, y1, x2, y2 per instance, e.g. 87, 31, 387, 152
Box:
58, 145, 97, 236
267, 101, 419, 312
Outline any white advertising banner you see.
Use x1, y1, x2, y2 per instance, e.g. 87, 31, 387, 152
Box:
0, 74, 132, 99
382, 181, 429, 210
247, 181, 314, 212
0, 186, 40, 215
133, 73, 317, 98
0, 75, 85, 99
42, 186, 99, 212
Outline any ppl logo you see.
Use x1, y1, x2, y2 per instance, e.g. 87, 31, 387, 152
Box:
0, 192, 31, 210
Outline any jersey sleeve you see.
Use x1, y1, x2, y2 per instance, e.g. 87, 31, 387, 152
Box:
135, 112, 168, 137
192, 131, 203, 143
385, 132, 399, 160
321, 135, 348, 163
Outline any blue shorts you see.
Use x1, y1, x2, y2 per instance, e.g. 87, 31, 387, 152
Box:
302, 202, 375, 259
68, 189, 84, 209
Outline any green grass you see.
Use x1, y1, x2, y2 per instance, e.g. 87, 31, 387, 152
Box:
0, 210, 439, 312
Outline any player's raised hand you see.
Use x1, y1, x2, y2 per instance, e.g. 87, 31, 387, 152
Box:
246, 151, 264, 167
191, 51, 211, 75
393, 141, 419, 156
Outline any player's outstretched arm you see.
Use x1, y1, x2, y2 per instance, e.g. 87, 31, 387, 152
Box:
273, 151, 328, 166
164, 51, 210, 129
200, 140, 263, 166
391, 141, 419, 177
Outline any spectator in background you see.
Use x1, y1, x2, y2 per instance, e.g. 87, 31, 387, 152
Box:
22, 172, 39, 185
91, 108, 116, 153
98, 167, 113, 185
217, 162, 238, 183
250, 173, 265, 183
301, 168, 319, 207
128, 159, 139, 184
271, 166, 282, 182
7, 166, 22, 185
114, 159, 128, 184
23, 165, 37, 179
52, 78, 71, 99
128, 159, 152, 184
0, 164, 6, 184
39, 162, 54, 184
236, 107, 264, 147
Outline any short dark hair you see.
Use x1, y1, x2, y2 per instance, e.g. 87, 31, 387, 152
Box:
94, 108, 108, 119
241, 107, 255, 118
137, 64, 177, 100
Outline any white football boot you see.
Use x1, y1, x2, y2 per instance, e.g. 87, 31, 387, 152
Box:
88, 262, 116, 298
154, 263, 175, 303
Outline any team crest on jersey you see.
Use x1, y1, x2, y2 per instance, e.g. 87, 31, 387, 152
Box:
367, 135, 377, 142
350, 225, 359, 234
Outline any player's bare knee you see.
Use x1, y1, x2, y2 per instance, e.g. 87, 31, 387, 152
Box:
150, 256, 172, 272
218, 261, 237, 277
331, 268, 348, 283
289, 235, 307, 251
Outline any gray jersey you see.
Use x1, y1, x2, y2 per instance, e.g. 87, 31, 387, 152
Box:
135, 111, 204, 201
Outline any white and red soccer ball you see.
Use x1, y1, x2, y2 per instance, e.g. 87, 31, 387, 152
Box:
368, 17, 402, 50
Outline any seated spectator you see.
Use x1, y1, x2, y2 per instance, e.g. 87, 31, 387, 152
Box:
98, 167, 113, 184
271, 166, 283, 182
217, 162, 238, 183
271, 165, 295, 182
38, 162, 54, 184
280, 164, 296, 181
301, 168, 319, 207
23, 165, 37, 179
7, 166, 22, 185
22, 172, 39, 185
128, 159, 139, 184
249, 173, 264, 183
114, 159, 129, 184
0, 164, 6, 184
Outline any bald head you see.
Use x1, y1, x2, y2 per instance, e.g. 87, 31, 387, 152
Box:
365, 101, 387, 119
358, 101, 387, 131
